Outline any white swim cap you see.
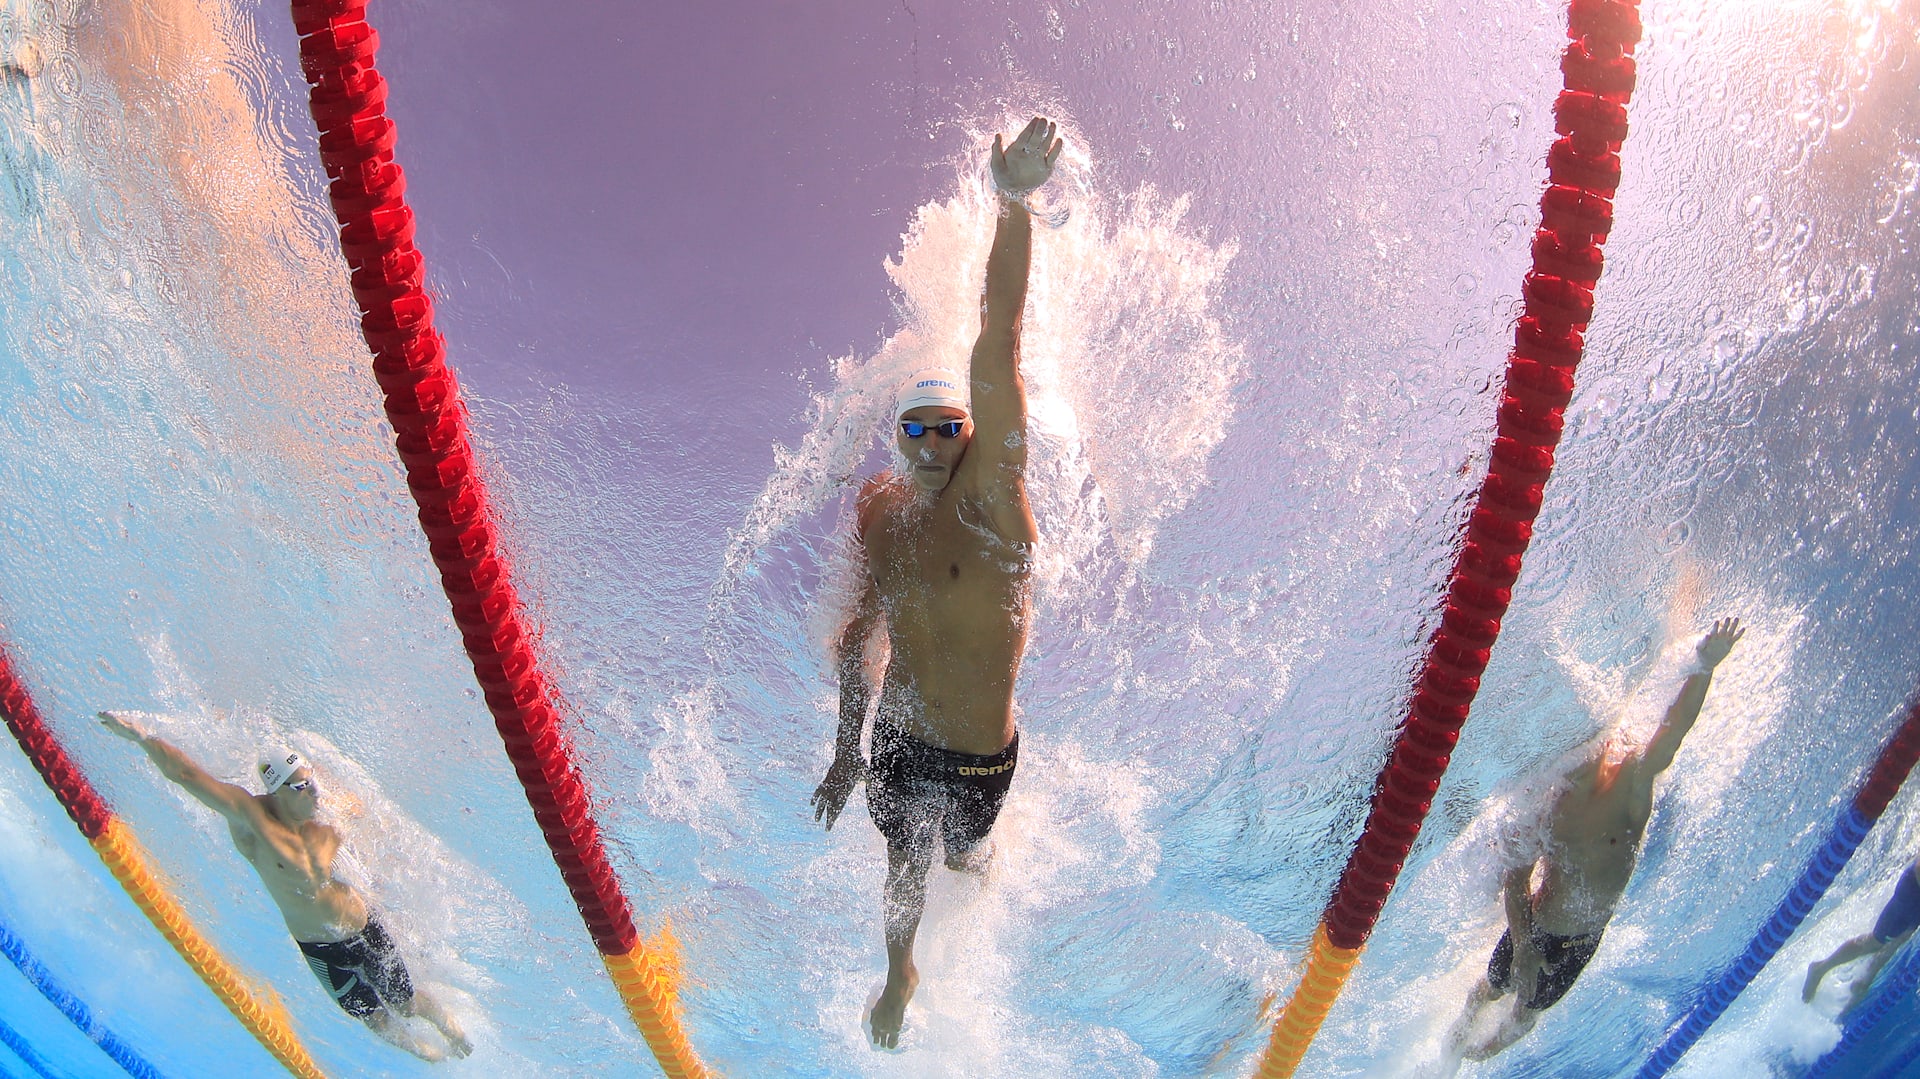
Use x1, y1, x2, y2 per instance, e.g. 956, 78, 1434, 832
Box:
260, 750, 309, 794
895, 367, 970, 421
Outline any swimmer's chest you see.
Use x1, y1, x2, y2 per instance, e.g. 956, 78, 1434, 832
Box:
234, 816, 339, 894
868, 500, 1026, 620
1549, 782, 1651, 868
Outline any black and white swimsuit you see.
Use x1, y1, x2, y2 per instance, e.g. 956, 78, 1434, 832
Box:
298, 916, 415, 1019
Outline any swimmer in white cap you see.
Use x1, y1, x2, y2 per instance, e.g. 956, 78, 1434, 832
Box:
1440, 618, 1745, 1069
99, 711, 470, 1061
811, 116, 1062, 1048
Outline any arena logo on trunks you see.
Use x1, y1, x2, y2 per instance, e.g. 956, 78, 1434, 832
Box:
957, 761, 1014, 777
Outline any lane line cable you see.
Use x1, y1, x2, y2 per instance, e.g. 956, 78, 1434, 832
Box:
1249, 1, 1645, 1073
282, 2, 708, 1074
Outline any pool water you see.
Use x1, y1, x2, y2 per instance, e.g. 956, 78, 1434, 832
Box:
0, 0, 1916, 1076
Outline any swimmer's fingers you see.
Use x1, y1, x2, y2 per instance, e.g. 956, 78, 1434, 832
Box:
1045, 136, 1063, 167
811, 782, 844, 829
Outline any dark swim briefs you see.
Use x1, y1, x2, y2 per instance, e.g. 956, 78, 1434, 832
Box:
1873, 863, 1920, 943
298, 916, 415, 1019
867, 721, 1018, 859
1488, 925, 1603, 1011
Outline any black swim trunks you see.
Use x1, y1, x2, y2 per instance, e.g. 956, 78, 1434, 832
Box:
1487, 925, 1603, 1011
867, 721, 1018, 861
298, 916, 415, 1019
1873, 863, 1920, 943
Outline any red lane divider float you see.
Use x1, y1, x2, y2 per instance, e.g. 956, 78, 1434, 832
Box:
1254, 2, 1645, 1073
285, 3, 708, 1075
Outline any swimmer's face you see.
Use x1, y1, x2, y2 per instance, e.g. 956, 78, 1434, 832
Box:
896, 406, 971, 492
269, 768, 320, 822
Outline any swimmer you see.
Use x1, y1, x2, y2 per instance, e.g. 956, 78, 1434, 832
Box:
1803, 849, 1920, 1012
99, 711, 470, 1062
1442, 618, 1745, 1065
810, 116, 1061, 1049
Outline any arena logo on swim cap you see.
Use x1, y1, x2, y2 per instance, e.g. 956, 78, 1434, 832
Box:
260, 751, 309, 793
895, 367, 971, 420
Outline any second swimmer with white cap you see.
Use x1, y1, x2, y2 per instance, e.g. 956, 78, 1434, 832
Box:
98, 712, 471, 1061
810, 115, 1063, 1049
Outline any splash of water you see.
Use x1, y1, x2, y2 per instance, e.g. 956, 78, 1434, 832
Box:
719, 115, 1244, 663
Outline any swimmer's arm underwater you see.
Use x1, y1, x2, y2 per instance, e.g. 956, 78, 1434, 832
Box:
1502, 861, 1543, 994
99, 710, 258, 823
1638, 617, 1744, 780
811, 520, 886, 831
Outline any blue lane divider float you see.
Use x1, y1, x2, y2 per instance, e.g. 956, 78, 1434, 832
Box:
1634, 807, 1872, 1079
0, 1011, 61, 1079
1866, 1026, 1920, 1079
1634, 694, 1920, 1079
1806, 937, 1920, 1079
0, 915, 165, 1079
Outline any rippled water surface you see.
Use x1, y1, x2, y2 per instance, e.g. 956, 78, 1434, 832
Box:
0, 1, 1916, 1076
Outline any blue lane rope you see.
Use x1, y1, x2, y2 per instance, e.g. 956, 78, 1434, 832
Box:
0, 1012, 59, 1079
1807, 938, 1920, 1079
1866, 1027, 1920, 1079
0, 916, 166, 1079
1635, 805, 1874, 1079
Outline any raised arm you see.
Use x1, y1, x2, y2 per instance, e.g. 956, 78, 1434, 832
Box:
812, 489, 888, 830
99, 711, 257, 824
1640, 617, 1744, 779
955, 118, 1060, 541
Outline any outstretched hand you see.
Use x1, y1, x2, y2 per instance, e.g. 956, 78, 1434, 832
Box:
1695, 616, 1745, 670
99, 710, 149, 743
810, 754, 864, 831
990, 116, 1063, 196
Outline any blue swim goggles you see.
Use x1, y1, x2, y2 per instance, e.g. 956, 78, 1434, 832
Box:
899, 419, 966, 439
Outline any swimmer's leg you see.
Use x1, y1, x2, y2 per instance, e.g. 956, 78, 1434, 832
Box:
946, 838, 996, 876
364, 1009, 448, 1063
392, 987, 472, 1060
1460, 1001, 1538, 1062
871, 839, 932, 1049
1441, 975, 1499, 1065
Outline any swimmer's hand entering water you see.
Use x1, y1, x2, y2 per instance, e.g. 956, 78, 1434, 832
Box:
99, 710, 152, 743
811, 754, 865, 831
1693, 616, 1744, 672
991, 116, 1063, 196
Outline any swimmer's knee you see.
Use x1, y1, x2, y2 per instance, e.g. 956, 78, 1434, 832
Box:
945, 844, 992, 873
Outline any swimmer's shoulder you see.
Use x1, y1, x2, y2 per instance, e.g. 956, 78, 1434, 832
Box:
855, 473, 907, 536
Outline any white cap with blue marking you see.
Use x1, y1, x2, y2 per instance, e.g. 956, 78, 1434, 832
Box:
895, 367, 971, 420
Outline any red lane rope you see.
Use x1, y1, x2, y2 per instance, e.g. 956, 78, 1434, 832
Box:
286, 1, 636, 956
1855, 698, 1920, 819
0, 648, 112, 839
1321, 0, 1644, 952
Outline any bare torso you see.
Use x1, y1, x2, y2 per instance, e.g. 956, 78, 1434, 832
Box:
1529, 753, 1655, 936
862, 475, 1032, 755
230, 799, 370, 944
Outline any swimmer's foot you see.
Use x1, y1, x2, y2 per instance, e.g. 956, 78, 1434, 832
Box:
439, 1022, 472, 1060
869, 965, 918, 1049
